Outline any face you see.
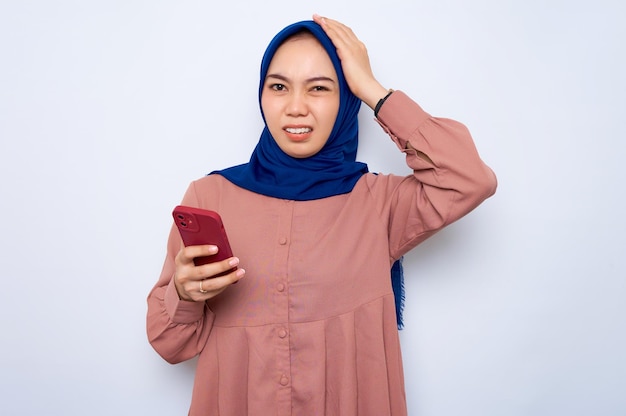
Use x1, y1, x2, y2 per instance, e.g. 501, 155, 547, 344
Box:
261, 34, 340, 159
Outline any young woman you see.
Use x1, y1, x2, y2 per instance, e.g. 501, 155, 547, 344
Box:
147, 15, 496, 415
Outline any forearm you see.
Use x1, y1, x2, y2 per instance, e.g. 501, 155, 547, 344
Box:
146, 202, 215, 363
147, 278, 214, 364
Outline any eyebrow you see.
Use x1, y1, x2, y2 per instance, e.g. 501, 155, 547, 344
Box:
265, 73, 336, 84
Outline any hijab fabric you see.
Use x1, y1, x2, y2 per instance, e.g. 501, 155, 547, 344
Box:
215, 20, 368, 200
213, 20, 405, 328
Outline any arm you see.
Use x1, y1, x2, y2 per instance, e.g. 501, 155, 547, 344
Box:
374, 91, 497, 258
147, 225, 214, 364
146, 184, 245, 364
313, 15, 496, 256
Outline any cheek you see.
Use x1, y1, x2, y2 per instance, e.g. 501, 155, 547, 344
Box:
261, 97, 279, 126
322, 103, 340, 132
260, 95, 270, 118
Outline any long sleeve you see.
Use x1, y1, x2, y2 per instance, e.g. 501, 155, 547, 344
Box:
371, 90, 497, 259
146, 185, 216, 364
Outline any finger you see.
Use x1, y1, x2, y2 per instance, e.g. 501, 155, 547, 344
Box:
195, 256, 241, 280
197, 267, 246, 294
313, 15, 358, 45
176, 244, 218, 265
177, 261, 245, 302
312, 13, 325, 26
189, 277, 228, 302
314, 18, 368, 73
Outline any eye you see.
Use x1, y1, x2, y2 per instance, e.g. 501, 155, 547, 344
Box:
270, 83, 286, 91
312, 85, 330, 92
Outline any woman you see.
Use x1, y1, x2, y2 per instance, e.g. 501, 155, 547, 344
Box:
147, 15, 496, 415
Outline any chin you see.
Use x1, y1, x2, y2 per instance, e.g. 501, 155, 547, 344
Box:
279, 143, 320, 159
288, 151, 315, 159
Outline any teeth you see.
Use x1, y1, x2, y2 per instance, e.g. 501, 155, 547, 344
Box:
285, 127, 311, 134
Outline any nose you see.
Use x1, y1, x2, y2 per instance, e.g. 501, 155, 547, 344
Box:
286, 92, 308, 117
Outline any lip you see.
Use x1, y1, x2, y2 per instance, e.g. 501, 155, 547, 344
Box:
283, 125, 313, 142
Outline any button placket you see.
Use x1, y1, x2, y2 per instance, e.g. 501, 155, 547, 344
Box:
272, 200, 294, 407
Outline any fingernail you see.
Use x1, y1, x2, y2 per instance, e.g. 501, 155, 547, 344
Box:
208, 245, 218, 253
229, 257, 240, 267
236, 268, 245, 278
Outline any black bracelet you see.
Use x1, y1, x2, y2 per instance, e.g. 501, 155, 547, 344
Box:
374, 89, 395, 117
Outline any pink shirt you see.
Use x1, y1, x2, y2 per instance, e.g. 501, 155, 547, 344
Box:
147, 92, 497, 415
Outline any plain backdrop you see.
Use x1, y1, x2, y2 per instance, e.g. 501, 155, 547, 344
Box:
1, 1, 624, 415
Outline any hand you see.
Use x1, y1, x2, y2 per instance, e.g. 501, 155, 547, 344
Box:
173, 245, 245, 302
313, 14, 389, 110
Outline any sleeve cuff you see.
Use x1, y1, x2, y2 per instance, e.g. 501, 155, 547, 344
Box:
375, 91, 432, 150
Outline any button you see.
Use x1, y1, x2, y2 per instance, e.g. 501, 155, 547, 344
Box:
276, 283, 285, 292
278, 328, 287, 338
280, 375, 289, 386
279, 237, 287, 245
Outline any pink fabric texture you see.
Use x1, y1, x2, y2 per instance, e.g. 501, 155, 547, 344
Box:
147, 92, 497, 415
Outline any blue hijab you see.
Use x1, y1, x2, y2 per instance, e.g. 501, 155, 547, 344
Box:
215, 20, 368, 200
214, 20, 405, 328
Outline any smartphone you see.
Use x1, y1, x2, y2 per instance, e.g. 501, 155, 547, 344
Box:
172, 206, 236, 274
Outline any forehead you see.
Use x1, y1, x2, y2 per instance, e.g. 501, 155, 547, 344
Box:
268, 34, 335, 74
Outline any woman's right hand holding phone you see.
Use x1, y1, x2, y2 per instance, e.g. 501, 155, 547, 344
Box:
173, 245, 245, 302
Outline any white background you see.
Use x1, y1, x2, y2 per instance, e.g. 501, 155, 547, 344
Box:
1, 1, 624, 415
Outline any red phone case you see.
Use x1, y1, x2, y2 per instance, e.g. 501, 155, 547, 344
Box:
172, 206, 235, 271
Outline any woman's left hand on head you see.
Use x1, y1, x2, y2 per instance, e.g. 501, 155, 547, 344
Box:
313, 14, 389, 110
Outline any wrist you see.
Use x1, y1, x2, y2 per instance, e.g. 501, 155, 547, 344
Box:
360, 82, 389, 110
374, 89, 395, 117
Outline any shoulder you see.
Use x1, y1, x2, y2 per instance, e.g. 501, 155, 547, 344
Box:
180, 174, 239, 207
190, 174, 229, 191
187, 174, 276, 207
355, 172, 413, 195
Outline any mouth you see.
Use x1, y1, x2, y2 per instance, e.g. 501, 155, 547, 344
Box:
283, 126, 313, 142
285, 127, 312, 134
